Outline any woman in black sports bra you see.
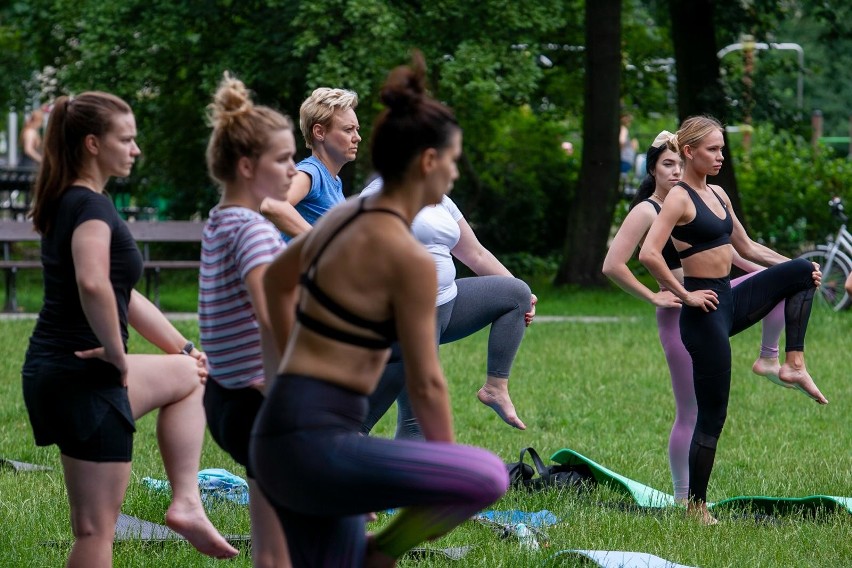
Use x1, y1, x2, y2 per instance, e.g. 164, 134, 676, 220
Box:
639, 116, 827, 525
604, 130, 787, 505
250, 52, 508, 567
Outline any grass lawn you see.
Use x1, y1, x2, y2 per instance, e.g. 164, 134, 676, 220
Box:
0, 279, 850, 567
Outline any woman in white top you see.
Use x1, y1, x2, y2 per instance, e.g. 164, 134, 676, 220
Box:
361, 177, 536, 437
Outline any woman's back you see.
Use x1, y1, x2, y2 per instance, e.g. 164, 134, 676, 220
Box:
282, 194, 437, 394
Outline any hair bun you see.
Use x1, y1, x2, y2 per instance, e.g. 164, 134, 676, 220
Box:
208, 72, 253, 127
379, 50, 427, 114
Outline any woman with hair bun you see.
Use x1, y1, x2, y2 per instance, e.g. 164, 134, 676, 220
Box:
603, 129, 788, 504
250, 52, 508, 566
199, 72, 297, 567
22, 91, 238, 566
639, 115, 827, 524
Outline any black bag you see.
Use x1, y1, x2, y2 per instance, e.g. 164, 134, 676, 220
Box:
506, 447, 596, 492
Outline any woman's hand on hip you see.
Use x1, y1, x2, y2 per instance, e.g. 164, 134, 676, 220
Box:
683, 289, 719, 312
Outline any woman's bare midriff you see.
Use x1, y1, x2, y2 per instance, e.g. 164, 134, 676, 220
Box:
679, 244, 734, 279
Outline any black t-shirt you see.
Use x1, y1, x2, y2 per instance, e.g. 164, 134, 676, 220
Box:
30, 186, 143, 352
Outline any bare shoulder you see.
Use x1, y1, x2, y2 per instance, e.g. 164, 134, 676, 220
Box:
708, 183, 732, 205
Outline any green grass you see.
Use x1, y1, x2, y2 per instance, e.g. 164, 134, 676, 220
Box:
0, 285, 850, 567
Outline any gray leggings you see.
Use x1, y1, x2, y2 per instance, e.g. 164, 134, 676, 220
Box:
363, 275, 531, 439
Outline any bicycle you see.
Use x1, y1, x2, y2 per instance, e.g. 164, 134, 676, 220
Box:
798, 196, 852, 311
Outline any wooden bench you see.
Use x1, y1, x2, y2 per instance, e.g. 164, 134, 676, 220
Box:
0, 220, 202, 312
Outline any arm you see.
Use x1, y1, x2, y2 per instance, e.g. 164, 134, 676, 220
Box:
244, 263, 279, 390
602, 203, 681, 307
262, 236, 305, 358
719, 186, 789, 266
451, 217, 512, 277
72, 220, 128, 385
639, 188, 718, 311
731, 249, 766, 274
394, 250, 454, 443
128, 289, 199, 354
259, 172, 313, 237
451, 216, 537, 324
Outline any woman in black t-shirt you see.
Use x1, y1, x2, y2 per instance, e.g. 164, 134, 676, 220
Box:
22, 92, 238, 565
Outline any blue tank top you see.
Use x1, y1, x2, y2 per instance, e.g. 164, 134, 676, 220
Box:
670, 182, 733, 259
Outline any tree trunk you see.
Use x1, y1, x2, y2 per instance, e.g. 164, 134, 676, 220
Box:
669, 0, 746, 224
554, 0, 622, 286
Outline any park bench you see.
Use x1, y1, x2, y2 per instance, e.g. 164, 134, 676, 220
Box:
0, 219, 202, 312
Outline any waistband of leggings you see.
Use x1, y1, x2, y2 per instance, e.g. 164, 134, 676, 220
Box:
683, 275, 730, 291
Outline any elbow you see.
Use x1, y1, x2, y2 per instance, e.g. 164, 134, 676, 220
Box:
637, 249, 653, 267
76, 275, 109, 298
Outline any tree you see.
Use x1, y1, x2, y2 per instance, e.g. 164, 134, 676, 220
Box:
667, 0, 749, 221
554, 0, 622, 286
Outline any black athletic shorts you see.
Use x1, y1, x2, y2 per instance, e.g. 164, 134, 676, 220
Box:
203, 377, 264, 478
22, 345, 135, 462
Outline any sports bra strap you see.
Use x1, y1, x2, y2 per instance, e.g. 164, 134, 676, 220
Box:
296, 307, 392, 350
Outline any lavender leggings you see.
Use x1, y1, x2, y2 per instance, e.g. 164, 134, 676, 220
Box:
251, 374, 508, 566
656, 271, 784, 501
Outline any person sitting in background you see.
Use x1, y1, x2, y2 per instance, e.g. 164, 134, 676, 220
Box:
19, 108, 44, 169
259, 87, 360, 239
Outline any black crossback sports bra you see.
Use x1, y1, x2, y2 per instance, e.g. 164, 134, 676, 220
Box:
669, 182, 733, 259
297, 197, 408, 350
644, 199, 682, 270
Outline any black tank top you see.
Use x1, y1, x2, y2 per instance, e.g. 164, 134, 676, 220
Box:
670, 182, 733, 259
644, 199, 682, 270
297, 197, 408, 349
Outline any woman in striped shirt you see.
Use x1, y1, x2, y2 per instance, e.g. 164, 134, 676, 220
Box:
198, 72, 297, 567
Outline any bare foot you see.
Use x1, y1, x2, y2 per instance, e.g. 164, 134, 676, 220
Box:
165, 501, 239, 559
686, 502, 718, 526
752, 357, 787, 388
477, 382, 526, 430
778, 363, 829, 404
365, 533, 396, 568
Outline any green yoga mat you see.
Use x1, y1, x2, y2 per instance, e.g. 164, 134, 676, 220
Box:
551, 448, 675, 509
550, 448, 852, 515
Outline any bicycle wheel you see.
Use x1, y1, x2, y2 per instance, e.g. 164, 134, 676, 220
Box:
799, 246, 852, 311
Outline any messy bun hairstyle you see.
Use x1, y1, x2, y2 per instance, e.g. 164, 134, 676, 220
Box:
370, 50, 459, 184
206, 72, 293, 186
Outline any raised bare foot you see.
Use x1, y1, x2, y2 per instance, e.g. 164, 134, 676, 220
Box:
365, 533, 396, 568
778, 363, 829, 404
165, 501, 239, 559
477, 382, 526, 430
752, 356, 786, 388
686, 502, 718, 526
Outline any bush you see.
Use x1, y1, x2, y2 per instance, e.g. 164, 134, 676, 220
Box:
736, 126, 852, 255
452, 106, 579, 257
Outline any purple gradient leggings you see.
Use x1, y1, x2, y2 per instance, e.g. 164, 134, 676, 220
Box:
250, 374, 508, 567
656, 270, 784, 501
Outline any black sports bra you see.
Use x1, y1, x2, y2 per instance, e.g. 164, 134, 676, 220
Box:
644, 199, 682, 270
297, 197, 408, 349
670, 182, 733, 259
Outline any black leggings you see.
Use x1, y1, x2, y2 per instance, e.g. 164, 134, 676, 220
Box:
679, 258, 815, 503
